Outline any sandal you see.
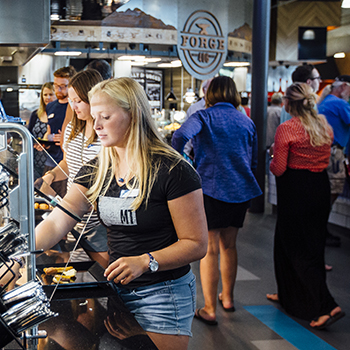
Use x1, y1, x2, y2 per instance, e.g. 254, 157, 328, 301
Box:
194, 308, 218, 326
311, 311, 345, 330
218, 296, 235, 312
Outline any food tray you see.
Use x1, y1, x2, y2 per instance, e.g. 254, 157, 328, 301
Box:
36, 138, 56, 145
37, 261, 115, 300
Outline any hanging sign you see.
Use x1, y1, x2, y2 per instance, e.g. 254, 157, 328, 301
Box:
178, 10, 227, 80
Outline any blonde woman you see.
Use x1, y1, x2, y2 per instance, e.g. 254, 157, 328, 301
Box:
28, 82, 56, 180
35, 77, 208, 350
268, 83, 344, 329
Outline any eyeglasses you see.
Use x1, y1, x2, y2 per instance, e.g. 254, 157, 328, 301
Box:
310, 76, 322, 80
54, 83, 68, 90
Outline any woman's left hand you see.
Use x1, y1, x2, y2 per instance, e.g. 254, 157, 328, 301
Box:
104, 254, 149, 285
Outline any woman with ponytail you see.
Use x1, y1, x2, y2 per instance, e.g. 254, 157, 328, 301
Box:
267, 83, 345, 329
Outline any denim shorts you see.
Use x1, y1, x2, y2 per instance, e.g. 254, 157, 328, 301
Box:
115, 270, 196, 336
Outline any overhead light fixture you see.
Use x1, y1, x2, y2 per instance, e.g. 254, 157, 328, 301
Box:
144, 57, 162, 63
50, 14, 60, 21
54, 51, 82, 56
158, 60, 183, 68
302, 29, 315, 40
183, 88, 197, 104
224, 62, 250, 67
171, 60, 182, 67
166, 68, 177, 101
334, 52, 346, 58
130, 61, 147, 66
342, 0, 350, 8
118, 55, 145, 61
158, 63, 173, 68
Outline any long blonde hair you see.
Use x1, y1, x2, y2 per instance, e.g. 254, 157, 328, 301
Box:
37, 82, 54, 120
86, 77, 183, 210
284, 83, 332, 147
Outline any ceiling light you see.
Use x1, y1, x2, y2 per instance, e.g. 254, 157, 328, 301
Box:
144, 57, 162, 63
171, 60, 182, 67
158, 60, 183, 68
342, 0, 350, 8
224, 62, 250, 67
334, 52, 346, 58
158, 63, 173, 68
166, 68, 177, 101
302, 29, 315, 40
54, 51, 82, 56
130, 61, 147, 66
118, 55, 145, 61
183, 88, 197, 104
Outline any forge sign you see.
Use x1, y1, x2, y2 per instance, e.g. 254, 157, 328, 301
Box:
178, 10, 227, 80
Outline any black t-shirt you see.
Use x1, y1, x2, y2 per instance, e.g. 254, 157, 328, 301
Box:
75, 155, 201, 288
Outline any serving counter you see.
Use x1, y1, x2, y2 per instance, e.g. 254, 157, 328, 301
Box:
0, 123, 158, 350
35, 253, 158, 350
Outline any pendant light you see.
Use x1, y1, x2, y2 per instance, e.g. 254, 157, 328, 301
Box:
342, 0, 350, 8
166, 68, 177, 101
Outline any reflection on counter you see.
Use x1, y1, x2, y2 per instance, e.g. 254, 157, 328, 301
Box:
38, 294, 157, 350
35, 249, 158, 350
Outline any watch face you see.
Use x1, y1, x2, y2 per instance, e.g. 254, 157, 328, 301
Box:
149, 259, 159, 272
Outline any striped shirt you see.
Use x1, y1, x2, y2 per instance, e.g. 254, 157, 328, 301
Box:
270, 117, 332, 177
63, 122, 101, 230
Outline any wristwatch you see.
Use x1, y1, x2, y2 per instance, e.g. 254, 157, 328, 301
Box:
147, 253, 159, 273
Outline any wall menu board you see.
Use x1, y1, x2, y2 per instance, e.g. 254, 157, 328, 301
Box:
131, 68, 163, 110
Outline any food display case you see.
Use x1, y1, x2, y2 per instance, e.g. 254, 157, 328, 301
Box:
0, 123, 55, 350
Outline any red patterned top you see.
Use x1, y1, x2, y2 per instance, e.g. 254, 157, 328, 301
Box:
270, 117, 333, 177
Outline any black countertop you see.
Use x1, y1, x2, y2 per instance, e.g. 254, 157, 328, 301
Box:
36, 253, 158, 350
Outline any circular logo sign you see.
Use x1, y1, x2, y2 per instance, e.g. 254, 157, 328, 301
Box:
178, 10, 227, 80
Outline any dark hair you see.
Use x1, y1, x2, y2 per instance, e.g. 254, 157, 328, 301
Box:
291, 64, 315, 83
86, 60, 112, 80
205, 76, 241, 108
67, 69, 103, 144
241, 97, 249, 106
53, 65, 77, 79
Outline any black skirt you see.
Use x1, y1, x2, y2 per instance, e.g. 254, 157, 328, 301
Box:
203, 194, 249, 230
274, 168, 337, 321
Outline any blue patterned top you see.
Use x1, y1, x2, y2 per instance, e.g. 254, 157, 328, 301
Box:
172, 102, 262, 203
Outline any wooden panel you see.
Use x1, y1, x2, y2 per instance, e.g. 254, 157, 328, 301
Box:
51, 25, 177, 45
275, 1, 341, 61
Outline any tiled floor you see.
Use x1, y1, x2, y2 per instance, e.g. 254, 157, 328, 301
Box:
188, 203, 350, 350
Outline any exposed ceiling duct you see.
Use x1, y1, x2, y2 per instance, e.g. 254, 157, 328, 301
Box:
0, 0, 50, 66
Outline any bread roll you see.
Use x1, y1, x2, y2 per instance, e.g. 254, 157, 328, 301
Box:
39, 203, 49, 210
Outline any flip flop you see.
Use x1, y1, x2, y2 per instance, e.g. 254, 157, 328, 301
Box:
312, 311, 346, 330
194, 308, 218, 326
218, 297, 235, 312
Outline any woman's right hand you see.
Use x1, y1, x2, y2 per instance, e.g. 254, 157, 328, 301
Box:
36, 172, 56, 197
